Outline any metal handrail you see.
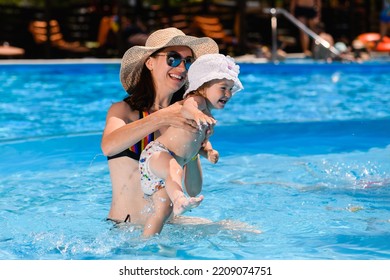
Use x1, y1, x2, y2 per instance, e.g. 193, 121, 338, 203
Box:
263, 8, 340, 61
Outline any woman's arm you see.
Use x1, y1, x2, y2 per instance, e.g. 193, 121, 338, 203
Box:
101, 101, 198, 156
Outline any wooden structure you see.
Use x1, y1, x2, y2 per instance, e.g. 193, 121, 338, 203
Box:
192, 15, 237, 54
0, 1, 387, 59
29, 20, 91, 57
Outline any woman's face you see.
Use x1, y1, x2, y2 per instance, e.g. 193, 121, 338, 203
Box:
148, 46, 193, 95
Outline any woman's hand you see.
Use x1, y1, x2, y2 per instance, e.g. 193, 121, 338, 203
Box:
158, 102, 199, 133
179, 97, 216, 128
191, 111, 216, 127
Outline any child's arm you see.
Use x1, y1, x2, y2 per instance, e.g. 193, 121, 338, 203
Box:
199, 140, 219, 164
181, 96, 216, 127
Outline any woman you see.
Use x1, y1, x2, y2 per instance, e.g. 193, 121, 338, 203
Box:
101, 27, 218, 229
290, 0, 321, 56
139, 54, 243, 236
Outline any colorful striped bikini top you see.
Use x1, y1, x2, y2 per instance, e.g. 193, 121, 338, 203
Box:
107, 111, 155, 161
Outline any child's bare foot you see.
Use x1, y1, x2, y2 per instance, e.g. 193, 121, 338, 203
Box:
173, 195, 204, 215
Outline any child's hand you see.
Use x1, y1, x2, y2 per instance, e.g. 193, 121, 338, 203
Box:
207, 149, 219, 164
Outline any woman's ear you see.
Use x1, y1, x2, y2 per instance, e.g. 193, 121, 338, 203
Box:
145, 57, 154, 71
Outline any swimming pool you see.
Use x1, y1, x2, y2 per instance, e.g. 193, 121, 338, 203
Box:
0, 60, 389, 260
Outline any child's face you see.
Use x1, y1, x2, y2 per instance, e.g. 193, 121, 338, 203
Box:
204, 79, 234, 109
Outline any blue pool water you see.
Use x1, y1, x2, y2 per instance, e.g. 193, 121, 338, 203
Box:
0, 60, 389, 260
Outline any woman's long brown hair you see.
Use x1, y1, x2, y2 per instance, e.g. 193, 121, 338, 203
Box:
123, 56, 186, 111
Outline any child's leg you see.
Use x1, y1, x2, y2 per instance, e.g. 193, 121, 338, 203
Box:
142, 188, 172, 237
149, 152, 204, 216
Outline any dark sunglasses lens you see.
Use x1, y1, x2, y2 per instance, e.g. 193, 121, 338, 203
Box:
166, 52, 181, 67
166, 52, 193, 70
184, 58, 193, 70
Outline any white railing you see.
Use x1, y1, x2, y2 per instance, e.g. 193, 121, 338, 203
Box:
263, 8, 340, 61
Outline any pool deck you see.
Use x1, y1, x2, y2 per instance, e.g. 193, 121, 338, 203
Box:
0, 53, 303, 64
0, 58, 122, 65
0, 52, 388, 65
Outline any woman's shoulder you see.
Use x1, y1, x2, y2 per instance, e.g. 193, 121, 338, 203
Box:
108, 101, 139, 121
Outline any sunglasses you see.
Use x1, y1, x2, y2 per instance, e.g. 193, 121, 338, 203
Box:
154, 51, 194, 71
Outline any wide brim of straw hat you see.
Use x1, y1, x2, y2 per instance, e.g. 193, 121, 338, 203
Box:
120, 27, 219, 92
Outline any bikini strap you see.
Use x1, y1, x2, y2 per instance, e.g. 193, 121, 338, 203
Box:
130, 111, 154, 155
107, 111, 155, 161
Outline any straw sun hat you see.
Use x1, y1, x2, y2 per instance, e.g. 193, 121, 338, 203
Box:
120, 27, 219, 92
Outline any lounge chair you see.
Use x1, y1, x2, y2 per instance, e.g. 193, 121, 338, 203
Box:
29, 19, 90, 57
192, 16, 237, 54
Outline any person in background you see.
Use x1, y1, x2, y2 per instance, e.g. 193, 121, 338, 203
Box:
101, 27, 218, 229
351, 39, 371, 62
312, 21, 334, 61
138, 53, 243, 236
331, 40, 370, 62
97, 4, 149, 56
290, 0, 322, 57
122, 17, 149, 47
379, 0, 390, 42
